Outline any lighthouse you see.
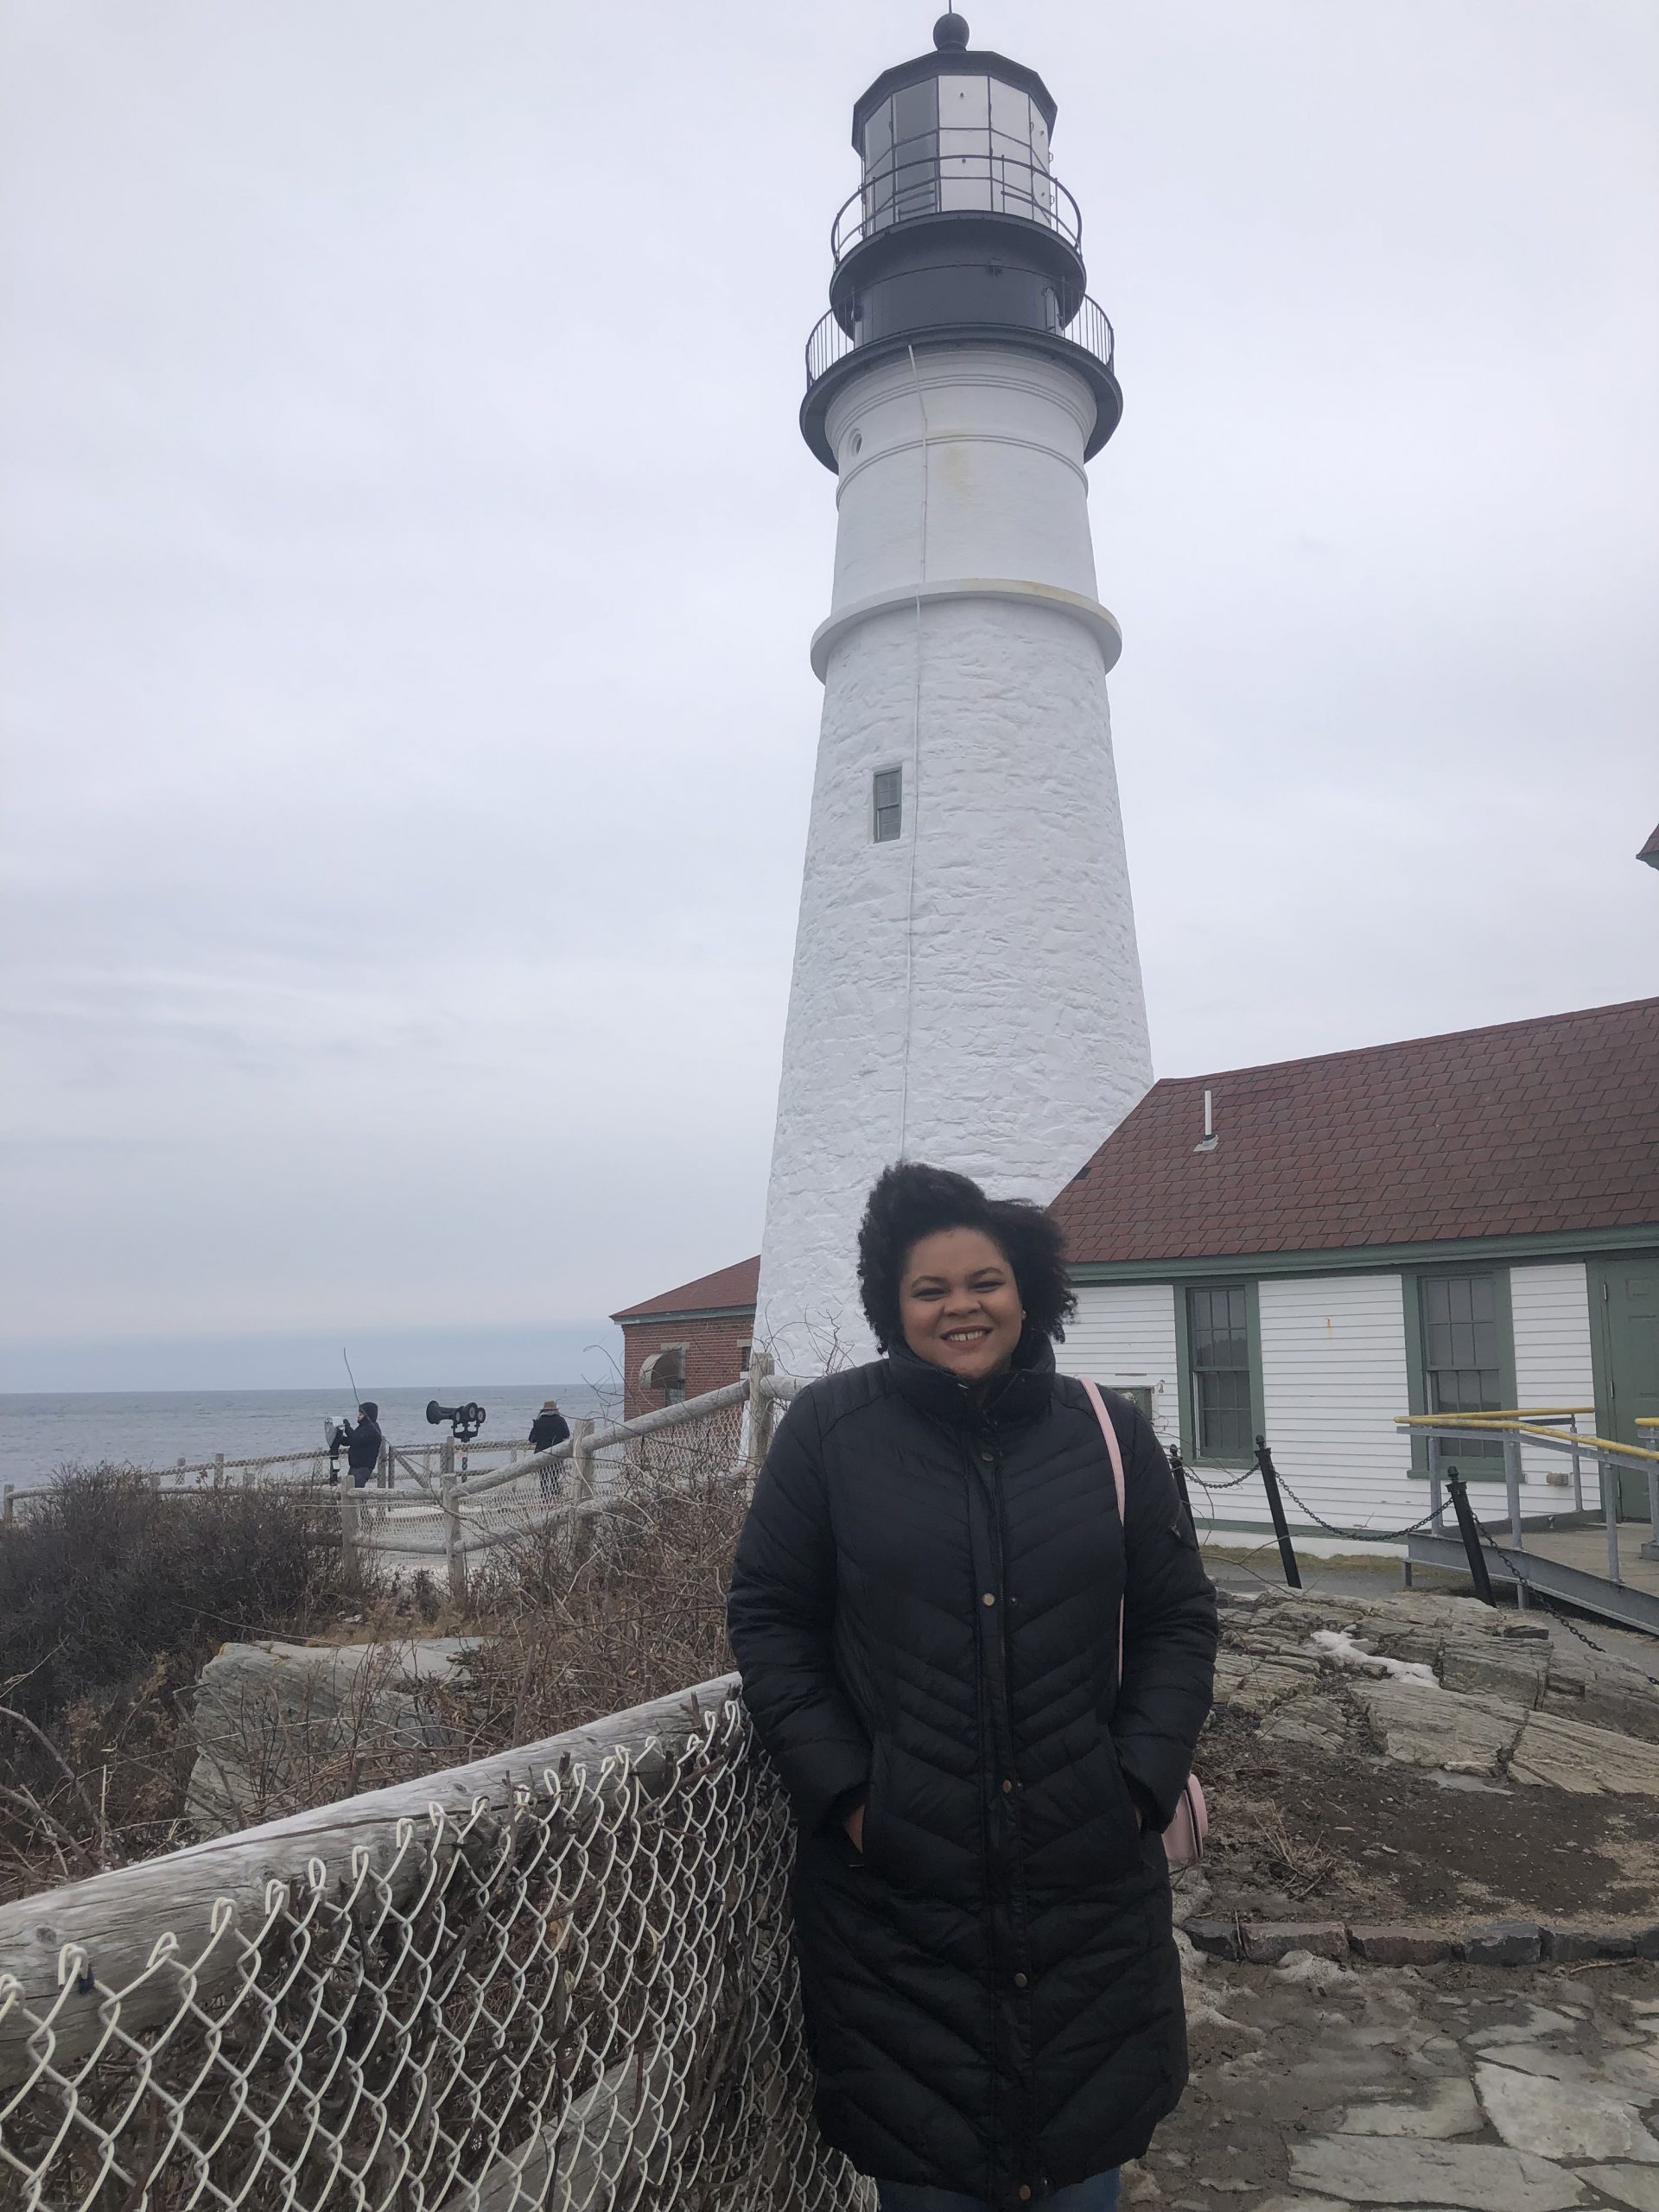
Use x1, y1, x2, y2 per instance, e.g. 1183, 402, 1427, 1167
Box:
755, 13, 1153, 1374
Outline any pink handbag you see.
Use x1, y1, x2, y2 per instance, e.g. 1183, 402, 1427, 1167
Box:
1080, 1378, 1209, 1871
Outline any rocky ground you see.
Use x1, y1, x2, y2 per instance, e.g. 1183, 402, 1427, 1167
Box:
1185, 1586, 1659, 1937
1141, 1947, 1659, 2212
1138, 1580, 1659, 2212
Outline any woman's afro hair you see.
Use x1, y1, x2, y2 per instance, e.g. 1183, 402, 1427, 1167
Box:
855, 1160, 1077, 1355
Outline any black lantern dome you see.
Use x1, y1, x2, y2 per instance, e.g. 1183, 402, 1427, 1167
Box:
801, 14, 1122, 469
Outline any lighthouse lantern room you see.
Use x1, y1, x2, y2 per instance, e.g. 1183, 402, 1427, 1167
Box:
756, 14, 1153, 1375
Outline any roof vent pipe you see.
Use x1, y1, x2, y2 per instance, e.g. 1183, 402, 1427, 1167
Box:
1193, 1088, 1218, 1154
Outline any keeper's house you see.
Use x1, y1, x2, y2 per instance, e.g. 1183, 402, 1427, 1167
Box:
1050, 998, 1659, 1541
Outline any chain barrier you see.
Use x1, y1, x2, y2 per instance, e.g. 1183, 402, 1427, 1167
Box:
1183, 1457, 1439, 1544
0, 1691, 871, 2212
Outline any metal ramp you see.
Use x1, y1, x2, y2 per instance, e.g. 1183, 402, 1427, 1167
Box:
1398, 1410, 1659, 1642
1406, 1523, 1659, 1637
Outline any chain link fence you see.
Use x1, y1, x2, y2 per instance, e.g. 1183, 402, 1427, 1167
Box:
0, 1680, 871, 2212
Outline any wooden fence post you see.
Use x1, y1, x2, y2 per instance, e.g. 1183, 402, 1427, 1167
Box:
747, 1351, 776, 1472
567, 1420, 597, 1565
340, 1487, 359, 1580
441, 1437, 455, 1480
2, 1484, 13, 1526
442, 1478, 467, 1601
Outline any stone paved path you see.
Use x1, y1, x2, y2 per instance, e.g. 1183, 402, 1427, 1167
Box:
1135, 1945, 1659, 2212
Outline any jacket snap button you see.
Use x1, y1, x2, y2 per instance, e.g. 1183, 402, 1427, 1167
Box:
982, 1592, 996, 1606
1001, 1777, 1014, 1794
1019, 2190, 1033, 2203
1014, 1971, 1028, 1988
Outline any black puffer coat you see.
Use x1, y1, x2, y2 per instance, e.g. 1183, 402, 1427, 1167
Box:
727, 1336, 1217, 2208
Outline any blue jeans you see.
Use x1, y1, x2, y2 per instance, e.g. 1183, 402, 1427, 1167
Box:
875, 2169, 1121, 2211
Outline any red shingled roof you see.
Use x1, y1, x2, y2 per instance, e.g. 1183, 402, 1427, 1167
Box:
612, 1255, 760, 1323
1051, 998, 1659, 1266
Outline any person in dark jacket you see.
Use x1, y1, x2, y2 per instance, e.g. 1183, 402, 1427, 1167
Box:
728, 1163, 1218, 2212
332, 1402, 384, 1490
529, 1398, 570, 1502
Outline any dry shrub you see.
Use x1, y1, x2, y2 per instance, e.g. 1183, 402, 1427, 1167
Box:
0, 1465, 370, 1894
440, 1456, 752, 1757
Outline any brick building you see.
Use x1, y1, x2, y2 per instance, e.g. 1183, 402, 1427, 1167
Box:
612, 1256, 759, 1421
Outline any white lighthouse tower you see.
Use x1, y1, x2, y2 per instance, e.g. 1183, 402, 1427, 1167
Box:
755, 13, 1153, 1374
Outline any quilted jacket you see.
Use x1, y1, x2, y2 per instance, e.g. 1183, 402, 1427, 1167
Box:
727, 1334, 1217, 2208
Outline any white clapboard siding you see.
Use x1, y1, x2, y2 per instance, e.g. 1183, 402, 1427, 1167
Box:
1067, 1285, 1180, 1447
1248, 1274, 1418, 1541
1510, 1262, 1598, 1490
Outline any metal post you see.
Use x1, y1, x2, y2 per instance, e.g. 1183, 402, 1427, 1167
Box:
1166, 1446, 1194, 1536
1503, 1433, 1528, 1608
1645, 1460, 1659, 1566
1605, 1442, 1624, 1586
747, 1351, 777, 1472
442, 1478, 466, 1600
1427, 1434, 1446, 1533
1446, 1469, 1496, 1605
1568, 1415, 1584, 1514
1254, 1438, 1302, 1591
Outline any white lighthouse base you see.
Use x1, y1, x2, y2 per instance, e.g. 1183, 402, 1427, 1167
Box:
754, 591, 1151, 1378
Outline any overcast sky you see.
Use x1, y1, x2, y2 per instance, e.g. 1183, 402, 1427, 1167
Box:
3, 1, 1655, 1392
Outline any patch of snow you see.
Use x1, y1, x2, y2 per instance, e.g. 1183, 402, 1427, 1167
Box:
1310, 1629, 1438, 1686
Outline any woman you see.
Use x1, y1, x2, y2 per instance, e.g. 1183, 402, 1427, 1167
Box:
728, 1163, 1217, 2212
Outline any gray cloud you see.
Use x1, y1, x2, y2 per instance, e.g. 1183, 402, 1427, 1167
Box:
3, 0, 1656, 1380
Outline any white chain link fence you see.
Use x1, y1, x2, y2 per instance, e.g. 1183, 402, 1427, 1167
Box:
0, 1678, 871, 2212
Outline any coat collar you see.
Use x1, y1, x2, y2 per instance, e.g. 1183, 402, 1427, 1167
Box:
885, 1327, 1057, 1431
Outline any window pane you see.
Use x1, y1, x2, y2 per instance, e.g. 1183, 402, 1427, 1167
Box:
891, 80, 939, 219
873, 767, 902, 842
1188, 1286, 1252, 1457
1424, 1274, 1502, 1456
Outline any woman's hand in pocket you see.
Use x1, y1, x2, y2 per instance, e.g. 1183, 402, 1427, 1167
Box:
843, 1803, 866, 1853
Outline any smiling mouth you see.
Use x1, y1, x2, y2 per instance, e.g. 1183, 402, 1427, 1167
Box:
942, 1327, 991, 1345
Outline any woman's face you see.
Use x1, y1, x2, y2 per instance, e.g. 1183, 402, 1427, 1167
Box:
898, 1227, 1025, 1383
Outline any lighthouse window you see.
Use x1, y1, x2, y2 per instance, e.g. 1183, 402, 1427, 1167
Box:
873, 767, 903, 842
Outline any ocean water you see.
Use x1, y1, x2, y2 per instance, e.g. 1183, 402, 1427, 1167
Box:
0, 1382, 618, 1493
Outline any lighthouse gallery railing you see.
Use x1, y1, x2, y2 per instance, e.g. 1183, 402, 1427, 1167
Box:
805, 280, 1115, 394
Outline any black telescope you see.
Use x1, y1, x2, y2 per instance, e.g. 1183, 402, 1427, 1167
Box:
426, 1399, 486, 1443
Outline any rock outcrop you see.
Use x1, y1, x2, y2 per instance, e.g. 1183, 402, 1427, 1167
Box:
1215, 1587, 1659, 1796
187, 1636, 474, 1835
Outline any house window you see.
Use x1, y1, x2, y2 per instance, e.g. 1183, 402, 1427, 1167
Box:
664, 1380, 686, 1405
738, 1343, 752, 1373
873, 766, 903, 842
1187, 1286, 1253, 1459
1422, 1274, 1503, 1456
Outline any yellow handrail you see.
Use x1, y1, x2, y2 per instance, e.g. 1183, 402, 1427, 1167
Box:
1394, 1408, 1659, 1465
1394, 1407, 1592, 1426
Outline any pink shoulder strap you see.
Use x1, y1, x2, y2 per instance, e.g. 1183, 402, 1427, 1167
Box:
1079, 1377, 1128, 1679
1080, 1376, 1127, 1522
